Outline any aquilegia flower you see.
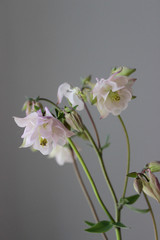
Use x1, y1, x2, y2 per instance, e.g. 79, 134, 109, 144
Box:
49, 145, 73, 165
138, 170, 160, 203
57, 83, 84, 111
93, 73, 136, 118
14, 107, 74, 155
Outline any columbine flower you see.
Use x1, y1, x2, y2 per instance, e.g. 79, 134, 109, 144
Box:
14, 107, 74, 155
49, 145, 73, 165
93, 73, 136, 118
146, 161, 160, 173
138, 170, 160, 203
57, 83, 84, 111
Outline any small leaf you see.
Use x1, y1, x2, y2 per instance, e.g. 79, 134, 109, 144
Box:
113, 222, 128, 229
126, 205, 150, 213
85, 221, 95, 226
91, 97, 97, 105
55, 108, 59, 117
34, 105, 40, 111
127, 172, 138, 178
124, 194, 140, 205
132, 96, 137, 100
85, 221, 113, 233
101, 135, 110, 151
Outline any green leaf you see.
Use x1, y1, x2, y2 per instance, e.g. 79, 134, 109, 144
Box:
85, 221, 95, 226
132, 96, 137, 100
126, 205, 150, 213
81, 75, 92, 85
91, 96, 97, 105
127, 172, 138, 178
101, 135, 110, 151
85, 221, 113, 233
124, 194, 140, 205
34, 105, 40, 111
113, 222, 128, 229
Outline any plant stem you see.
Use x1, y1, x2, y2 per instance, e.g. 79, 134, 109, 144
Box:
68, 138, 115, 222
70, 148, 108, 240
84, 127, 118, 212
118, 115, 130, 199
83, 101, 101, 149
38, 97, 61, 110
143, 193, 158, 240
83, 127, 122, 240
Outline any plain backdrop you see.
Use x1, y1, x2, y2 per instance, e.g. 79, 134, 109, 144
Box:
1, 0, 160, 239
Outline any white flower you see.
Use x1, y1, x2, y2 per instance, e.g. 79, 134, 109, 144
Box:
57, 83, 84, 111
14, 107, 74, 155
49, 145, 73, 165
93, 74, 136, 118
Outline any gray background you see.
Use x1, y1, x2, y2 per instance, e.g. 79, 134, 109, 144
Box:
1, 0, 160, 239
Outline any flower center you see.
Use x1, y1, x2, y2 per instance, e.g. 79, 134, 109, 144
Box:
40, 137, 48, 146
109, 91, 121, 102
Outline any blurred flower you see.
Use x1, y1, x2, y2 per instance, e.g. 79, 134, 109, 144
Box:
93, 73, 136, 118
49, 145, 73, 165
146, 161, 160, 173
57, 83, 84, 111
133, 177, 143, 195
14, 107, 74, 155
138, 170, 160, 203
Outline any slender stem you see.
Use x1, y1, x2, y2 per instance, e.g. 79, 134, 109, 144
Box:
70, 148, 108, 240
68, 138, 115, 223
38, 97, 61, 110
84, 127, 118, 210
143, 193, 158, 240
83, 127, 122, 240
118, 115, 130, 198
83, 101, 101, 149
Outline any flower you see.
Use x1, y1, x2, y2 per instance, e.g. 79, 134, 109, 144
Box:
57, 83, 84, 111
49, 145, 73, 165
14, 107, 74, 155
93, 73, 136, 118
146, 161, 160, 172
138, 170, 160, 203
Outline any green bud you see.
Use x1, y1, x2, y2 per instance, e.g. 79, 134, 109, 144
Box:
111, 66, 136, 76
65, 111, 84, 132
146, 161, 160, 172
81, 75, 92, 86
133, 178, 143, 195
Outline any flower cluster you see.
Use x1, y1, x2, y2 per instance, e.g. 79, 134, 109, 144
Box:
14, 107, 74, 156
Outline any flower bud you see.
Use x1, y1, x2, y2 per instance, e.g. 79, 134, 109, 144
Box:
65, 111, 84, 132
146, 161, 160, 173
111, 66, 136, 76
133, 178, 143, 194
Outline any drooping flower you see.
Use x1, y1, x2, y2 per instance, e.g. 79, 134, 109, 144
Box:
14, 107, 74, 155
57, 83, 84, 111
138, 170, 160, 203
93, 73, 136, 118
49, 145, 73, 165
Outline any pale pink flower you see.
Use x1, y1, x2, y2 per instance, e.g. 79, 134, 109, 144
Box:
49, 145, 73, 165
57, 83, 84, 111
14, 107, 74, 155
93, 73, 136, 118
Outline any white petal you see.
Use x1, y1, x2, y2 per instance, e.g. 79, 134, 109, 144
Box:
57, 83, 71, 104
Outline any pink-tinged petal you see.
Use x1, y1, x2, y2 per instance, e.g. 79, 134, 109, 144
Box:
49, 145, 73, 165
44, 107, 53, 117
13, 112, 38, 127
107, 76, 129, 92
126, 78, 136, 94
67, 92, 84, 111
96, 99, 109, 119
57, 83, 71, 104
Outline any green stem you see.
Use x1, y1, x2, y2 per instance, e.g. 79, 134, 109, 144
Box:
83, 127, 122, 240
83, 101, 101, 149
84, 127, 118, 209
68, 138, 115, 222
143, 193, 158, 240
118, 115, 130, 199
70, 148, 108, 240
38, 97, 61, 110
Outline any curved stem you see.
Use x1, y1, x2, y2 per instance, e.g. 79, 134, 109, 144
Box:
70, 148, 108, 240
143, 193, 158, 240
83, 127, 121, 240
84, 127, 118, 210
38, 97, 61, 110
83, 102, 101, 149
68, 138, 115, 223
118, 115, 130, 198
